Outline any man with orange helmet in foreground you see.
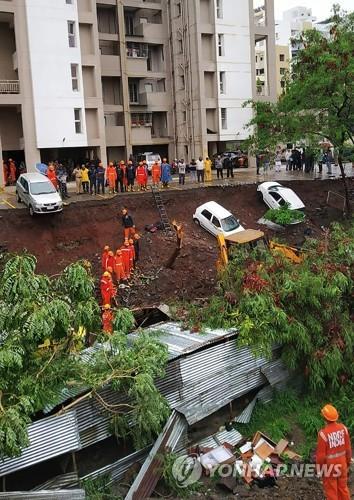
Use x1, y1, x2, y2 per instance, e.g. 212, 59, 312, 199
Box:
100, 271, 116, 306
316, 404, 352, 500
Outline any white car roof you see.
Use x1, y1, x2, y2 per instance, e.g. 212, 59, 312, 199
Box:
258, 181, 281, 190
20, 173, 49, 183
197, 201, 232, 219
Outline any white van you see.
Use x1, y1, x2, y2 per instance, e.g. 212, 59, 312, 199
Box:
139, 152, 162, 171
16, 173, 63, 216
193, 201, 245, 237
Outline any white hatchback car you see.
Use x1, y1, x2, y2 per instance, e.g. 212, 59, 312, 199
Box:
193, 201, 245, 237
16, 173, 63, 216
257, 182, 305, 210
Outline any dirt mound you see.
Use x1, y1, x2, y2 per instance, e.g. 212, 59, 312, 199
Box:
0, 180, 348, 306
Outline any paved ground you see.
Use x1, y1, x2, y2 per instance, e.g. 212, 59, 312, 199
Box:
0, 163, 352, 211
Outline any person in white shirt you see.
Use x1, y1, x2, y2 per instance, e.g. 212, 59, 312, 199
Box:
285, 149, 292, 171
196, 157, 205, 183
178, 159, 186, 185
275, 151, 282, 172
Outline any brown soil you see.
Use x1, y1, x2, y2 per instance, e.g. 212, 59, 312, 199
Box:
0, 179, 350, 307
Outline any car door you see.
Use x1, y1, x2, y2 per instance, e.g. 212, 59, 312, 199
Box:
20, 178, 30, 206
267, 190, 282, 209
200, 209, 215, 234
211, 216, 222, 235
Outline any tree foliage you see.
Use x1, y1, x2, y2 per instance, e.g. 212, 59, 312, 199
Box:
245, 6, 354, 211
0, 254, 169, 459
187, 223, 354, 392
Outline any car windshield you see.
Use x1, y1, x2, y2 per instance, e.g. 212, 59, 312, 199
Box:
221, 215, 240, 232
268, 185, 281, 191
30, 182, 56, 195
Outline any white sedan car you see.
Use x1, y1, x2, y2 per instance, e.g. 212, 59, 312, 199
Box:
257, 182, 305, 210
193, 201, 245, 237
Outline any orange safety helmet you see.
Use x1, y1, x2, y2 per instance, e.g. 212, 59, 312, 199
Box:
321, 404, 339, 422
128, 238, 134, 245
103, 303, 111, 310
103, 271, 111, 277
104, 245, 110, 251
120, 160, 125, 165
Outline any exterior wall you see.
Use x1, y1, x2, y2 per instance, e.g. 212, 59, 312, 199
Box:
0, 21, 17, 80
25, 0, 88, 149
275, 44, 289, 96
275, 6, 315, 58
216, 0, 253, 142
0, 0, 276, 168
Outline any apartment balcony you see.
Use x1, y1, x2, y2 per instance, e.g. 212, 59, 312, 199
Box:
128, 22, 165, 44
100, 55, 121, 76
126, 57, 148, 76
139, 91, 168, 109
151, 127, 169, 142
105, 125, 125, 147
0, 80, 20, 94
123, 0, 162, 9
131, 125, 152, 144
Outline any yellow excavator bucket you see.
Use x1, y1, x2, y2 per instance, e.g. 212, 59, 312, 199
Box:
217, 234, 229, 271
269, 241, 303, 264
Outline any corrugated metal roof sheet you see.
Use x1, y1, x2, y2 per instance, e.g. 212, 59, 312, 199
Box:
0, 490, 85, 499
196, 428, 243, 448
81, 447, 150, 485
0, 411, 80, 477
234, 396, 258, 424
125, 411, 188, 500
32, 472, 79, 491
261, 359, 290, 386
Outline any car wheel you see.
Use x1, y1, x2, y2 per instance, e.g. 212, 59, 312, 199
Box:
16, 192, 22, 203
193, 218, 200, 226
29, 205, 34, 217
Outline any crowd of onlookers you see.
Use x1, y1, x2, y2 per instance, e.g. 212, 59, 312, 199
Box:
256, 147, 338, 176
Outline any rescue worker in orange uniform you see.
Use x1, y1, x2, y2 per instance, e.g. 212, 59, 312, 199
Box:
114, 249, 126, 282
128, 238, 135, 271
101, 245, 110, 271
106, 162, 117, 194
121, 241, 132, 279
100, 271, 116, 305
136, 162, 148, 191
151, 161, 161, 187
316, 404, 352, 500
2, 160, 8, 186
102, 304, 114, 334
8, 159, 16, 184
106, 251, 115, 272
47, 163, 58, 190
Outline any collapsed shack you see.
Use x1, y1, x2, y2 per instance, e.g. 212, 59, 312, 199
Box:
0, 321, 290, 497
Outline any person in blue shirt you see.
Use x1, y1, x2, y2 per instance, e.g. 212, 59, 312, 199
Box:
160, 158, 172, 188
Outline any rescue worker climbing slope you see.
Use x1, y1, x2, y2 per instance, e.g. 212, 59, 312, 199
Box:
316, 404, 352, 500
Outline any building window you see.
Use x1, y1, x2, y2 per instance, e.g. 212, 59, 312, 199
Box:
180, 74, 185, 89
216, 0, 223, 19
219, 71, 226, 94
280, 68, 285, 75
129, 82, 139, 103
176, 2, 181, 17
279, 54, 285, 62
177, 39, 183, 54
255, 55, 258, 62
71, 64, 79, 91
221, 108, 227, 129
218, 34, 225, 56
280, 80, 285, 89
68, 21, 76, 47
259, 68, 265, 75
182, 110, 186, 122
74, 108, 82, 133
66, 0, 73, 4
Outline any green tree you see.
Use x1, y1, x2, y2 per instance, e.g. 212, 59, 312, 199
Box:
187, 223, 354, 391
0, 255, 169, 458
245, 6, 354, 212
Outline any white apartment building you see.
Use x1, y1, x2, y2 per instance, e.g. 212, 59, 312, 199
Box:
0, 0, 276, 175
275, 6, 316, 58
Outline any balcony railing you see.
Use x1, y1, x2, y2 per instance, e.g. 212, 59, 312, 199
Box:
0, 80, 20, 94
